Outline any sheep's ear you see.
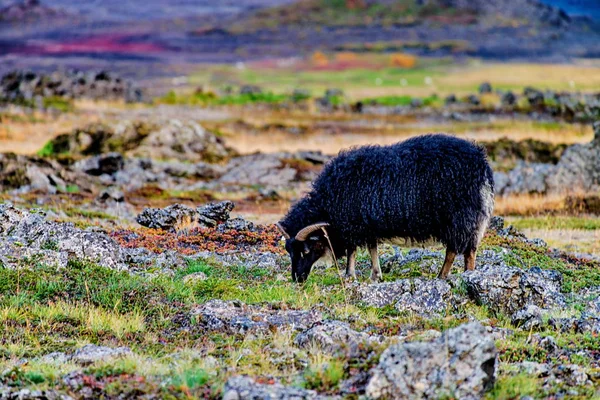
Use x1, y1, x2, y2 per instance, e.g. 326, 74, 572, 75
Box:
275, 222, 290, 239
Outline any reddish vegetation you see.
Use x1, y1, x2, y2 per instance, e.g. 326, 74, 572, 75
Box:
18, 34, 164, 55
110, 225, 285, 255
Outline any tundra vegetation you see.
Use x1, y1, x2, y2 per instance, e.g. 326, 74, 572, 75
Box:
1, 56, 600, 399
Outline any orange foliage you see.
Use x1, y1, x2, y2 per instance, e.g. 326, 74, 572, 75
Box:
390, 53, 417, 69
335, 52, 358, 62
311, 51, 329, 67
110, 225, 285, 255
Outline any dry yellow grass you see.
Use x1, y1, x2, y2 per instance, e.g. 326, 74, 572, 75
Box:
494, 193, 567, 216
221, 111, 592, 154
521, 228, 600, 254
0, 111, 102, 154
438, 62, 600, 94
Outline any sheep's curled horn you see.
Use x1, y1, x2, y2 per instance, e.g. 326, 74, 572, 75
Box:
294, 222, 330, 241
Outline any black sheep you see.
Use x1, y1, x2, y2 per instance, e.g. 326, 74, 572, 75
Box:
276, 134, 495, 283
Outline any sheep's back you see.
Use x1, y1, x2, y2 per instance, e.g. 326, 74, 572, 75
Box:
313, 135, 492, 247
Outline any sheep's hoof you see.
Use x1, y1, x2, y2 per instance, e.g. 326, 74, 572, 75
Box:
344, 273, 357, 282
369, 273, 382, 282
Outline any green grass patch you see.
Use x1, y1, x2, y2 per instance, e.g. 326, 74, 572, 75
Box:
486, 374, 541, 399
507, 216, 600, 231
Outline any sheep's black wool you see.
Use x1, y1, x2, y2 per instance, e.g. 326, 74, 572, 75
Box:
278, 134, 495, 282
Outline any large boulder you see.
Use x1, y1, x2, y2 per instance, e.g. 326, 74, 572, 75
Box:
131, 120, 232, 162
495, 162, 554, 195
497, 123, 600, 195
136, 203, 197, 231
366, 322, 497, 399
136, 201, 235, 231
358, 278, 462, 316
463, 265, 566, 315
0, 153, 92, 194
546, 122, 600, 193
44, 120, 234, 162
219, 153, 298, 187
197, 200, 234, 227
0, 204, 127, 270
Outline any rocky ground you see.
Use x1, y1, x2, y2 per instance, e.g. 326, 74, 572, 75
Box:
0, 67, 600, 398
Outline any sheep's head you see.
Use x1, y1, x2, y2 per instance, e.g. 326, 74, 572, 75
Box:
276, 222, 329, 283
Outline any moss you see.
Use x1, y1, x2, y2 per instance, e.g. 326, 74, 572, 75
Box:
42, 96, 74, 113
482, 231, 600, 291
483, 137, 568, 170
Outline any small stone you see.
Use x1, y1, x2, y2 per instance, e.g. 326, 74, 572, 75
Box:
183, 271, 208, 284
72, 344, 132, 366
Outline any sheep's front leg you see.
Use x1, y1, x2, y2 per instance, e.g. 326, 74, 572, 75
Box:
437, 248, 456, 279
369, 244, 382, 281
464, 248, 476, 271
345, 248, 356, 280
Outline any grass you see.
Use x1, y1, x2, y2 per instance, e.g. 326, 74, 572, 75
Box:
0, 229, 599, 398
507, 216, 600, 231
188, 60, 600, 99
486, 374, 541, 399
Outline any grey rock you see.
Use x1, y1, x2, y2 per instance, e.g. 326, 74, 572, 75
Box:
190, 300, 322, 335
132, 120, 232, 162
366, 322, 497, 399
548, 315, 600, 335
223, 376, 332, 400
512, 305, 544, 330
136, 203, 197, 231
499, 162, 554, 195
96, 187, 125, 203
40, 352, 70, 364
488, 216, 505, 232
514, 362, 590, 387
463, 265, 566, 315
183, 271, 208, 284
239, 85, 262, 95
479, 82, 492, 94
546, 128, 600, 193
295, 320, 384, 356
217, 217, 256, 232
71, 344, 132, 366
0, 387, 73, 400
529, 334, 558, 354
501, 91, 517, 106
359, 278, 462, 316
219, 153, 298, 187
524, 87, 544, 107
0, 204, 127, 270
467, 94, 480, 105
72, 152, 124, 176
445, 94, 457, 104
0, 69, 143, 104
197, 200, 234, 227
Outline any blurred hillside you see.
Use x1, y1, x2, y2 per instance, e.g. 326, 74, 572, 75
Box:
1, 0, 599, 79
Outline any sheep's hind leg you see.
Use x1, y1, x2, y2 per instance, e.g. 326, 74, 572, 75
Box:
464, 248, 476, 271
369, 244, 382, 281
345, 248, 357, 280
437, 249, 456, 279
